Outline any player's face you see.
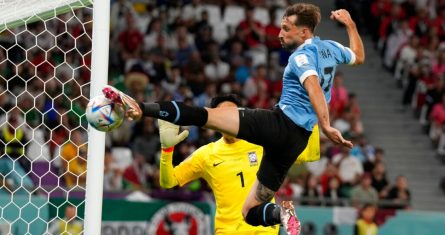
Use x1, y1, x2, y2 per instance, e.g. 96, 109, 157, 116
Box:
279, 15, 308, 51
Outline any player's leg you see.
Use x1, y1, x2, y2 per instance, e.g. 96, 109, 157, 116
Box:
242, 153, 302, 235
242, 179, 280, 226
103, 85, 241, 136
242, 179, 300, 235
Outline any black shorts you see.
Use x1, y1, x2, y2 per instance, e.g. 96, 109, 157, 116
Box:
237, 107, 311, 191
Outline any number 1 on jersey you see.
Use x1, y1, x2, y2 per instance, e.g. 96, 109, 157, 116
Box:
236, 172, 245, 187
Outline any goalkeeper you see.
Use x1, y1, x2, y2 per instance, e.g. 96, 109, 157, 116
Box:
157, 94, 279, 235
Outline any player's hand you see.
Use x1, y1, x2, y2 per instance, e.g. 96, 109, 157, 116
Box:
322, 126, 353, 148
158, 120, 189, 148
330, 9, 354, 27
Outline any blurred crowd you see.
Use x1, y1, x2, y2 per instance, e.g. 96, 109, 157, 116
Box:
348, 0, 445, 194
0, 0, 422, 215
359, 0, 445, 155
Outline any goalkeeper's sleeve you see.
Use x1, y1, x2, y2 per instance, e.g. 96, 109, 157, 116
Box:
159, 147, 179, 188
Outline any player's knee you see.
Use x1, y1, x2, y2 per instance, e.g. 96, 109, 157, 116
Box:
244, 207, 261, 226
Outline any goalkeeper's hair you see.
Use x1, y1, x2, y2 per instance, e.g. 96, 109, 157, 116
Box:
210, 94, 241, 108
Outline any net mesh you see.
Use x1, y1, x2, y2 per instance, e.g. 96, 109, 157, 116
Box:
0, 1, 93, 234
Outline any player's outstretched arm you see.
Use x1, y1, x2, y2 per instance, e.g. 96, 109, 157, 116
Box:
158, 120, 189, 188
330, 9, 365, 65
304, 75, 353, 148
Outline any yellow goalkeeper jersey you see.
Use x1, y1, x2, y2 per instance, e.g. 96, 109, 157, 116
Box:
172, 138, 278, 235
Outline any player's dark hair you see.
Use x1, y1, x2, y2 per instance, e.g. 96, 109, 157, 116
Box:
210, 94, 241, 108
284, 3, 321, 32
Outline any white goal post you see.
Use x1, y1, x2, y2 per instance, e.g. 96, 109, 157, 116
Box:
84, 0, 109, 234
0, 0, 109, 234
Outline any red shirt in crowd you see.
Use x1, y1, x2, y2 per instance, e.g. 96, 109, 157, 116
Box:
238, 20, 264, 48
118, 29, 143, 53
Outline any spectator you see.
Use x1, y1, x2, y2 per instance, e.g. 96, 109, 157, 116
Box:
48, 205, 83, 234
402, 63, 421, 107
182, 0, 203, 27
344, 93, 364, 136
378, 3, 405, 59
222, 26, 248, 59
204, 53, 230, 82
176, 39, 198, 71
324, 177, 345, 206
243, 64, 270, 99
103, 147, 123, 191
122, 152, 148, 190
25, 119, 51, 163
383, 20, 412, 70
330, 72, 349, 120
433, 7, 445, 41
195, 26, 217, 62
432, 50, 445, 79
386, 175, 411, 209
145, 35, 171, 84
306, 139, 329, 177
143, 18, 169, 52
0, 110, 30, 172
60, 130, 86, 187
351, 174, 379, 208
237, 7, 264, 49
264, 8, 281, 52
334, 146, 364, 189
393, 35, 419, 82
302, 174, 322, 206
194, 82, 217, 107
371, 162, 390, 198
118, 12, 144, 62
132, 117, 160, 163
409, 7, 432, 44
161, 65, 183, 95
319, 161, 341, 195
423, 78, 445, 127
429, 93, 445, 143
192, 10, 211, 35
110, 0, 138, 35
363, 147, 385, 173
354, 204, 378, 235
184, 51, 206, 95
350, 136, 374, 163
171, 25, 195, 52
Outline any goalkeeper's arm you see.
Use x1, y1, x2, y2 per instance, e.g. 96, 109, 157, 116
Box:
158, 120, 189, 188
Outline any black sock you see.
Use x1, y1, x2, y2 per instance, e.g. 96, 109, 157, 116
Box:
139, 101, 208, 126
245, 202, 281, 226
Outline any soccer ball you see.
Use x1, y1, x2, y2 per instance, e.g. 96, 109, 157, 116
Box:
85, 95, 125, 132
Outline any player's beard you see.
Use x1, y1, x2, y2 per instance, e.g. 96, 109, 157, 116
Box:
280, 40, 298, 51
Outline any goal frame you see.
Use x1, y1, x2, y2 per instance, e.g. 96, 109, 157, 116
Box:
84, 0, 110, 234
1, 0, 110, 234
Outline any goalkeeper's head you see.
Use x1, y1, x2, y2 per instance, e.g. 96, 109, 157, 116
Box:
210, 94, 241, 108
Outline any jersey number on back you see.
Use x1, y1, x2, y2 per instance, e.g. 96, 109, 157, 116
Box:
319, 66, 334, 92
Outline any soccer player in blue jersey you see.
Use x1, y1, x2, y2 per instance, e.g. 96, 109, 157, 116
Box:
103, 3, 364, 235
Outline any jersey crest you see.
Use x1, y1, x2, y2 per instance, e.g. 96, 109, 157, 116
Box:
248, 152, 258, 166
295, 54, 310, 67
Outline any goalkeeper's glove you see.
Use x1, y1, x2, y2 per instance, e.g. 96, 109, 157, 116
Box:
158, 120, 189, 149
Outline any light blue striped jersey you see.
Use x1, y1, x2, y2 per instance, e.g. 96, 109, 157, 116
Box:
278, 36, 356, 131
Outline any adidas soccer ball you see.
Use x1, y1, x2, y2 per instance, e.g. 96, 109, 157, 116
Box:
86, 95, 125, 132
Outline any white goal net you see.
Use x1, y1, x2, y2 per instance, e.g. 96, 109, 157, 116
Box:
0, 0, 98, 234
